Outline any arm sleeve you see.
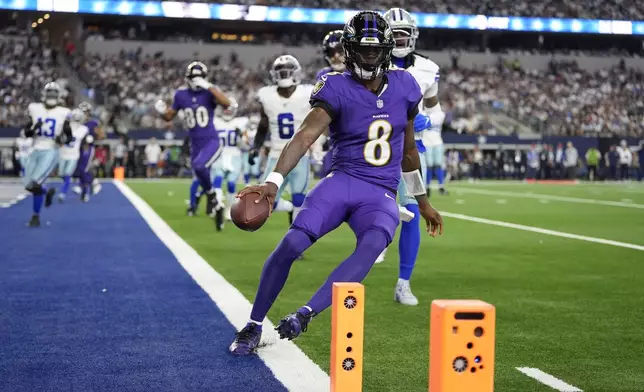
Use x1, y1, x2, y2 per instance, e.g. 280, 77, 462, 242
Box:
309, 76, 341, 121
170, 92, 181, 111
424, 73, 440, 98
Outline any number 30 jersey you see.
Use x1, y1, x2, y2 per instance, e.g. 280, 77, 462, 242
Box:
172, 86, 218, 140
256, 84, 313, 159
27, 103, 71, 151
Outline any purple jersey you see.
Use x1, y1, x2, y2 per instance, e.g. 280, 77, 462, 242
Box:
172, 87, 218, 139
84, 119, 99, 136
310, 70, 421, 192
315, 67, 333, 80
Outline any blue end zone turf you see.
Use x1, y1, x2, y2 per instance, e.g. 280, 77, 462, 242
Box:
0, 183, 287, 392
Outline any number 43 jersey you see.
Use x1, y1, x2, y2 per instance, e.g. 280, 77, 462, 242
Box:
28, 103, 72, 151
256, 84, 314, 159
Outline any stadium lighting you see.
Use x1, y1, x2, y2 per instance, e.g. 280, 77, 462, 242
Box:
37, 18, 43, 23
44, 14, 50, 19
31, 22, 37, 28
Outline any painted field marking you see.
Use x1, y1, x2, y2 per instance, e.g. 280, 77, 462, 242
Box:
516, 367, 583, 391
114, 181, 330, 392
450, 188, 644, 209
442, 212, 644, 252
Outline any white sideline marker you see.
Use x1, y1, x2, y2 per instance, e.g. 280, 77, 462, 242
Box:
517, 367, 583, 391
114, 181, 330, 392
442, 212, 644, 252
452, 187, 644, 209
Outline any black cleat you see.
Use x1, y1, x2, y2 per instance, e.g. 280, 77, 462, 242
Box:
27, 214, 40, 227
275, 311, 315, 341
45, 188, 56, 207
215, 208, 224, 231
288, 211, 294, 225
206, 192, 215, 217
186, 207, 197, 216
439, 187, 449, 196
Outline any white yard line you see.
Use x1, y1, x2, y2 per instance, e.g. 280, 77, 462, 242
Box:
450, 188, 644, 209
442, 212, 644, 252
114, 181, 330, 392
516, 367, 583, 391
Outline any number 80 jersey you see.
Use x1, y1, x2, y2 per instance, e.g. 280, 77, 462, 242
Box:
256, 84, 313, 159
28, 103, 71, 151
172, 87, 218, 139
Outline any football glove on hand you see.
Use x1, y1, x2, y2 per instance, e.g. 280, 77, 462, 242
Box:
154, 99, 168, 115
191, 77, 213, 90
248, 149, 259, 165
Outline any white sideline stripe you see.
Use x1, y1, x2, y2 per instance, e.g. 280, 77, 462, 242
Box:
114, 181, 330, 392
442, 212, 644, 252
452, 187, 644, 209
517, 367, 583, 391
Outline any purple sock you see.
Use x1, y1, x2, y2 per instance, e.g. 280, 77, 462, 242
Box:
193, 166, 212, 193
306, 229, 387, 314
249, 229, 314, 322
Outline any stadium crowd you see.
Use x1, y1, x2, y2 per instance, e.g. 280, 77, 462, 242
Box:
189, 0, 644, 20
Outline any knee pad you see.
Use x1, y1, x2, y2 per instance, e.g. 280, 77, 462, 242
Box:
26, 181, 44, 195
227, 181, 236, 194
292, 193, 306, 208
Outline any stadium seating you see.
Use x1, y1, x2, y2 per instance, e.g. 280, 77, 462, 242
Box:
185, 0, 644, 20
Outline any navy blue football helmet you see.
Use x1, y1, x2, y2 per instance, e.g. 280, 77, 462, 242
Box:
342, 11, 395, 81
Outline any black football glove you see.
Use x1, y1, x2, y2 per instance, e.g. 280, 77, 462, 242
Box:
248, 149, 259, 165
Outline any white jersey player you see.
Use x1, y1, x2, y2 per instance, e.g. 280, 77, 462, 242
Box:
23, 82, 72, 226
57, 109, 90, 202
211, 100, 249, 220
377, 8, 447, 305
384, 8, 447, 197
15, 130, 34, 176
252, 55, 314, 224
241, 114, 261, 184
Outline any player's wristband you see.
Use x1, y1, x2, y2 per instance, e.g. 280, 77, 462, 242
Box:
402, 169, 426, 196
265, 172, 284, 189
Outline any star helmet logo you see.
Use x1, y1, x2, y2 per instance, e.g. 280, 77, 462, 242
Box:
376, 99, 384, 109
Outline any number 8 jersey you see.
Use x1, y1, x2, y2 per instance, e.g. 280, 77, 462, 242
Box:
256, 84, 313, 159
28, 103, 71, 150
172, 86, 218, 139
310, 70, 421, 192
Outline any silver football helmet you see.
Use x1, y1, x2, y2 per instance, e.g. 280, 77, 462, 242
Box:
383, 8, 419, 58
42, 82, 62, 107
221, 97, 238, 121
270, 55, 302, 88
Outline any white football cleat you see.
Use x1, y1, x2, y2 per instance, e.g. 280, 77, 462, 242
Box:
398, 205, 415, 222
394, 279, 418, 306
92, 182, 102, 195
375, 248, 387, 264
224, 207, 232, 221
72, 185, 82, 194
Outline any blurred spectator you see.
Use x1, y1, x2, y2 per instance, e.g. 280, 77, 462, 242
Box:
585, 146, 600, 181
617, 140, 633, 180
564, 141, 579, 179
145, 137, 162, 178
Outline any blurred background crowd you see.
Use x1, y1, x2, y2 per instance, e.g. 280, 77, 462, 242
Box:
0, 2, 643, 180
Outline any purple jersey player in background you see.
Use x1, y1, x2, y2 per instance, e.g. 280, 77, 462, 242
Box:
154, 61, 234, 231
230, 11, 443, 356
316, 30, 344, 178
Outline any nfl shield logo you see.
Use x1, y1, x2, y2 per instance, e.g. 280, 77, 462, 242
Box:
376, 99, 383, 109
192, 97, 197, 103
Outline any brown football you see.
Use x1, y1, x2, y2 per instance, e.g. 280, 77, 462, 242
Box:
230, 193, 270, 232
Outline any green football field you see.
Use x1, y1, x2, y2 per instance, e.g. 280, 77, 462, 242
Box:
129, 180, 644, 392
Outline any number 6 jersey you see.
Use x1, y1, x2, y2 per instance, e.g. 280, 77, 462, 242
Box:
28, 103, 72, 150
256, 84, 313, 159
310, 70, 421, 191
